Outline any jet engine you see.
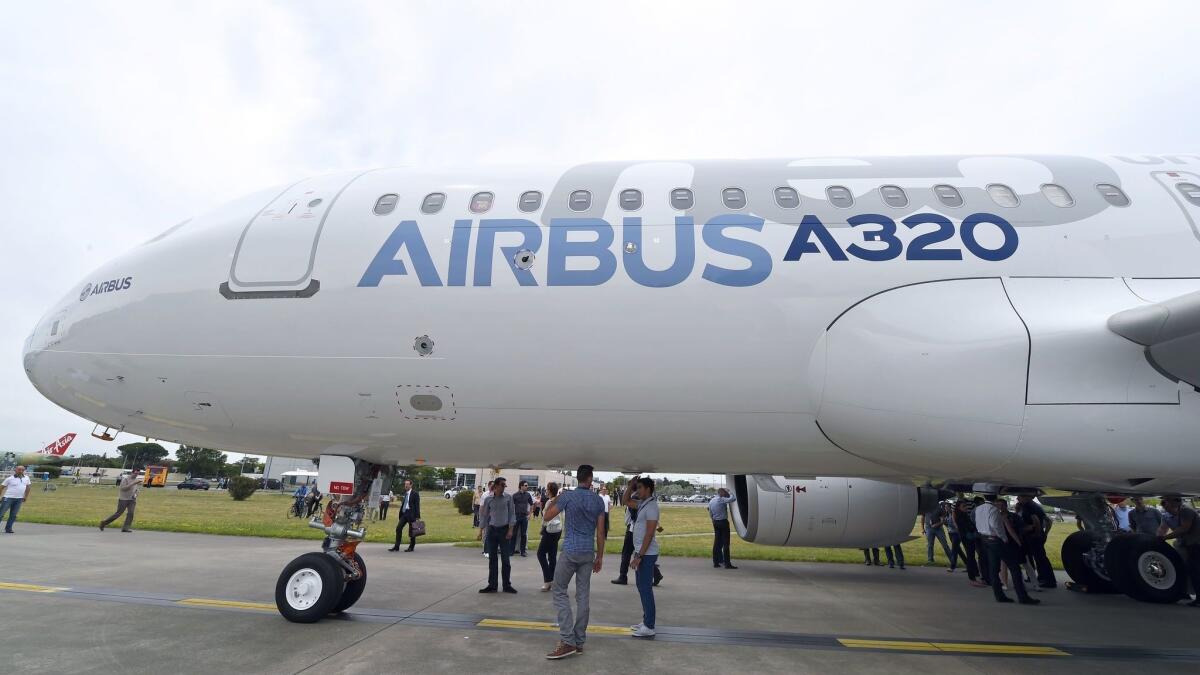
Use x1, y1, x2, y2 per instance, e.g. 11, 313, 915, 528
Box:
726, 475, 935, 548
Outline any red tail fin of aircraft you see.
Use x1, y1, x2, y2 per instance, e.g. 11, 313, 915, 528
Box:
40, 433, 76, 456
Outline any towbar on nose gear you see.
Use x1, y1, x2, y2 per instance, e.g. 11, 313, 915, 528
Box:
308, 519, 365, 540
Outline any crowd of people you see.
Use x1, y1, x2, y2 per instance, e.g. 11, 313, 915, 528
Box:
464, 468, 743, 658
470, 465, 641, 657
861, 493, 1200, 607
863, 494, 1057, 604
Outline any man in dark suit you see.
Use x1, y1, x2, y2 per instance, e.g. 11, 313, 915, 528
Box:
389, 479, 422, 552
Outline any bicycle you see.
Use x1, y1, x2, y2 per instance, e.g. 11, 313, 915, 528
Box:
286, 499, 305, 519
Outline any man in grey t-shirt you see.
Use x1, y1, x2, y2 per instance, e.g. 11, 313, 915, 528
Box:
100, 469, 141, 532
542, 465, 605, 660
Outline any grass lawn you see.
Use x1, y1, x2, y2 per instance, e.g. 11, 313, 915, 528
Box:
15, 482, 1070, 568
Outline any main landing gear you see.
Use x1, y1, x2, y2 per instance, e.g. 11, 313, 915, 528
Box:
275, 460, 384, 622
1043, 493, 1188, 603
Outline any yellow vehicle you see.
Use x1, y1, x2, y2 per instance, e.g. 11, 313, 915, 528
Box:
143, 465, 168, 487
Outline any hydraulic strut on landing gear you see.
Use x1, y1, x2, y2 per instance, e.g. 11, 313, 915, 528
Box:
275, 458, 386, 622
1042, 493, 1188, 603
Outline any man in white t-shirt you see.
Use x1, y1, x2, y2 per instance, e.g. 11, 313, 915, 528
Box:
0, 466, 33, 533
599, 486, 612, 539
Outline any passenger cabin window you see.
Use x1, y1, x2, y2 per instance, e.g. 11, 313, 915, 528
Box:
470, 192, 494, 213
934, 184, 963, 207
1176, 183, 1200, 206
518, 191, 542, 212
1096, 183, 1130, 207
421, 193, 446, 214
1041, 184, 1074, 207
569, 190, 592, 212
50, 320, 59, 337
373, 194, 399, 215
879, 185, 908, 207
670, 188, 694, 210
722, 187, 747, 210
826, 186, 854, 208
987, 184, 1019, 208
774, 186, 800, 208
620, 189, 643, 211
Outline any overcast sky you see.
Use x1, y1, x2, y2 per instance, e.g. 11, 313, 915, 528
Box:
3, 2, 1199, 472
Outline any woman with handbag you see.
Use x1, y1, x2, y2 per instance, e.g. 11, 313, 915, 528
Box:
537, 482, 563, 592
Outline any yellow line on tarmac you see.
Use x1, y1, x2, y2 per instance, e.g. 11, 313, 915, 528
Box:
930, 641, 1067, 655
0, 581, 63, 593
178, 598, 276, 611
478, 618, 631, 636
839, 638, 1068, 657
839, 639, 940, 652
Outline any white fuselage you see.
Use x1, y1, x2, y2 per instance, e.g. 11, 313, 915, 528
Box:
22, 156, 1200, 493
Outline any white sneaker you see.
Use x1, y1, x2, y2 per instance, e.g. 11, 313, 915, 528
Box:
631, 624, 656, 638
630, 622, 644, 631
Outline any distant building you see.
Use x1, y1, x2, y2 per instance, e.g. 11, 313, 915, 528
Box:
263, 456, 318, 486
451, 468, 577, 492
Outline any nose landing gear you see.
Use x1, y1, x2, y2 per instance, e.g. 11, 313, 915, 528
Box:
275, 459, 385, 622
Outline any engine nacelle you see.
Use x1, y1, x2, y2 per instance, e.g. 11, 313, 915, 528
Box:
727, 475, 929, 548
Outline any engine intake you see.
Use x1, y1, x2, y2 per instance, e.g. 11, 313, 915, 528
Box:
728, 475, 926, 548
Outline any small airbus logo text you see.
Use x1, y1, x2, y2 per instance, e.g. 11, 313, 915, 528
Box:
80, 277, 133, 301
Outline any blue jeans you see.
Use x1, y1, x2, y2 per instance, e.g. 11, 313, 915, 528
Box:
635, 554, 658, 629
486, 526, 514, 588
926, 526, 951, 562
0, 497, 23, 531
515, 516, 529, 554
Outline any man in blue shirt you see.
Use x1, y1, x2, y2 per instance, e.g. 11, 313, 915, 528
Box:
708, 488, 738, 569
542, 465, 605, 660
291, 484, 307, 517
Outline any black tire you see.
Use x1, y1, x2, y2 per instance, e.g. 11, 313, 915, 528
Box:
1107, 534, 1188, 603
275, 552, 345, 623
1104, 534, 1137, 594
1061, 530, 1116, 593
331, 553, 367, 614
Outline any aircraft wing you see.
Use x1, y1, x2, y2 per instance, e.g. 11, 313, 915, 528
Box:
1109, 290, 1200, 388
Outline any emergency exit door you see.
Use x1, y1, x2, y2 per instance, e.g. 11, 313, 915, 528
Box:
221, 171, 367, 299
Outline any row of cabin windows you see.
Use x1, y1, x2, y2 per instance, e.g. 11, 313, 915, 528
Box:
371, 182, 1133, 216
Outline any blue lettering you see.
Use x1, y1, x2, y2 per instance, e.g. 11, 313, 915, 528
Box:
902, 213, 961, 261
783, 215, 848, 261
474, 219, 542, 286
447, 219, 472, 286
621, 216, 695, 288
846, 214, 902, 261
357, 220, 443, 287
547, 218, 616, 286
701, 214, 773, 287
960, 213, 1019, 261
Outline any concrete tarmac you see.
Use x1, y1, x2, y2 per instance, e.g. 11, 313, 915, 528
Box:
1, 524, 1197, 674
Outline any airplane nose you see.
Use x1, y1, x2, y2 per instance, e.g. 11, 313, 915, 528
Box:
23, 321, 52, 400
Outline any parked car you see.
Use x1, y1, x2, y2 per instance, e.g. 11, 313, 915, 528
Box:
177, 478, 210, 490
689, 494, 708, 503
444, 485, 469, 499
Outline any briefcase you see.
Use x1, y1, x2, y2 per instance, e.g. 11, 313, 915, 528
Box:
411, 519, 426, 537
